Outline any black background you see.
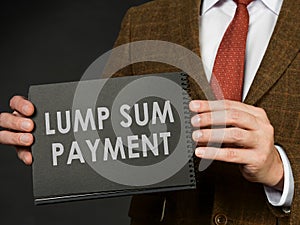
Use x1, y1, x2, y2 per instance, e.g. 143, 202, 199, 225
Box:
0, 0, 150, 224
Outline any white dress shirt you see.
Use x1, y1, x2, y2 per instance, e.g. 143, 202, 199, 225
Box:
199, 0, 294, 210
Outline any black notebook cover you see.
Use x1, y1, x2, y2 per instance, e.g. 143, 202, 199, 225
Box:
29, 72, 195, 205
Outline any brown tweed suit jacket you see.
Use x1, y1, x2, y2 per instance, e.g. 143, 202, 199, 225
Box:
111, 0, 300, 224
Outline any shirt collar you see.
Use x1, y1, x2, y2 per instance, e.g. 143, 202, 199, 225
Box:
262, 0, 283, 15
201, 0, 283, 16
201, 0, 220, 15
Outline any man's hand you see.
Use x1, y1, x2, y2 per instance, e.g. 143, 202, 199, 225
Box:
189, 100, 284, 191
0, 96, 35, 165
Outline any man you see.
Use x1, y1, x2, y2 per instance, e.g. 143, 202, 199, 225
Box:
0, 0, 299, 224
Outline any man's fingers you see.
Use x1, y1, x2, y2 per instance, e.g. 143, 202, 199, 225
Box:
190, 100, 227, 113
16, 147, 33, 165
9, 96, 35, 117
195, 146, 253, 164
0, 130, 34, 146
191, 109, 258, 130
0, 113, 34, 132
192, 128, 254, 147
189, 100, 264, 118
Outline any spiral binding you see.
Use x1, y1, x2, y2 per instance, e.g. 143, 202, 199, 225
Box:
180, 72, 196, 188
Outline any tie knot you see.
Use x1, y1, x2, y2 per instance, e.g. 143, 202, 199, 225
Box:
234, 0, 253, 6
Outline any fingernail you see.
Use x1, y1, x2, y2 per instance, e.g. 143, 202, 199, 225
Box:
20, 134, 31, 144
22, 155, 28, 164
192, 130, 202, 140
22, 104, 30, 114
195, 148, 205, 156
191, 101, 201, 109
21, 121, 32, 130
23, 153, 31, 165
191, 116, 201, 125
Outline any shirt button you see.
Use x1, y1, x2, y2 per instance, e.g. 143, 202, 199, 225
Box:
214, 214, 228, 225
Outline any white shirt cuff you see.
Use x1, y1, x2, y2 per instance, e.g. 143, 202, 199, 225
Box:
264, 145, 294, 212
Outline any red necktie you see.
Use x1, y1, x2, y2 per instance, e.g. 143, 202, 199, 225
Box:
210, 0, 253, 101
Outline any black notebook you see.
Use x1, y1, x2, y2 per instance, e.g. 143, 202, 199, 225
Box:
29, 72, 196, 205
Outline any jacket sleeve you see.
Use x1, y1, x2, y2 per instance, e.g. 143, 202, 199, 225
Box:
104, 7, 134, 78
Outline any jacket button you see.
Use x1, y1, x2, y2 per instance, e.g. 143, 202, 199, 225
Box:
214, 214, 228, 225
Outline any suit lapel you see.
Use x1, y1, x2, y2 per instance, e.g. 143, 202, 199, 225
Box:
244, 0, 300, 105
177, 0, 215, 100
